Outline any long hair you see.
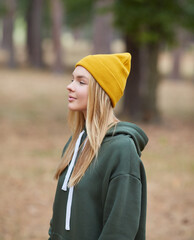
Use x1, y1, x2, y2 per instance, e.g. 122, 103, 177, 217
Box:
54, 75, 118, 186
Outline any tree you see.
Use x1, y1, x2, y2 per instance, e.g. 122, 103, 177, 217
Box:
171, 29, 187, 80
1, 0, 16, 67
92, 0, 114, 54
113, 0, 194, 122
64, 0, 114, 54
64, 0, 93, 28
26, 0, 43, 67
51, 0, 64, 72
18, 0, 63, 70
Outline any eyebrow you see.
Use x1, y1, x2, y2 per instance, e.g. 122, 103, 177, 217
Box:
72, 74, 88, 80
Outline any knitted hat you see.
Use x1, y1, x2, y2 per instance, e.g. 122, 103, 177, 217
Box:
75, 53, 131, 107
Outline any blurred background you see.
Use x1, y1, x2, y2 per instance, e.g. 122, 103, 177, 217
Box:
0, 0, 193, 239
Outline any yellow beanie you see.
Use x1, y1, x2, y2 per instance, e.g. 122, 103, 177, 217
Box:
75, 52, 131, 107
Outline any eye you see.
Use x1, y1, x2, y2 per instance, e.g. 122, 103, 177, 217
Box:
80, 81, 85, 85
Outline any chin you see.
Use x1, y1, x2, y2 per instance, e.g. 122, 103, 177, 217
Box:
68, 106, 80, 112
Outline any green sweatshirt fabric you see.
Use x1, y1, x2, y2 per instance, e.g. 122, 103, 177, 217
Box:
48, 122, 148, 240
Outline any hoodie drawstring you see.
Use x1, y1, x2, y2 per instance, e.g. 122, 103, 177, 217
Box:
61, 130, 85, 230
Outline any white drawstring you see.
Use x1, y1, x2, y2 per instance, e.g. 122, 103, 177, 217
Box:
61, 130, 85, 230
62, 130, 85, 191
65, 186, 74, 230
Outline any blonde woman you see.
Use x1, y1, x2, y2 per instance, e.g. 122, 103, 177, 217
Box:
48, 53, 148, 240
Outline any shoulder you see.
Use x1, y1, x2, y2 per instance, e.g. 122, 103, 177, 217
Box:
102, 134, 137, 155
98, 135, 141, 179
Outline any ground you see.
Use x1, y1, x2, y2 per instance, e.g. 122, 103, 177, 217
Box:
0, 68, 193, 240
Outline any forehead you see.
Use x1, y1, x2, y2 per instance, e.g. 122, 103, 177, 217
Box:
73, 66, 91, 79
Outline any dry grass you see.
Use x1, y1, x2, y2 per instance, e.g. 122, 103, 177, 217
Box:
0, 68, 194, 240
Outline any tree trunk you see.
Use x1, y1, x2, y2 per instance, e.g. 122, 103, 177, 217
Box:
171, 48, 182, 80
51, 0, 63, 73
73, 28, 81, 41
122, 36, 161, 122
122, 35, 142, 120
26, 0, 43, 67
1, 0, 16, 67
171, 29, 186, 81
92, 0, 114, 54
140, 43, 161, 122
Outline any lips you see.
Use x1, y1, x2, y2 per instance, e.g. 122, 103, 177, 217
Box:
68, 95, 76, 102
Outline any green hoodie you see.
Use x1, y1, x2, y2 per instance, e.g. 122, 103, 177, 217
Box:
49, 122, 148, 240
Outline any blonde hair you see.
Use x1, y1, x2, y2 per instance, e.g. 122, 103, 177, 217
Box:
54, 75, 118, 186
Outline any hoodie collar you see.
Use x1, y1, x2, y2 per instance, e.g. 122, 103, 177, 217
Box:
105, 121, 148, 157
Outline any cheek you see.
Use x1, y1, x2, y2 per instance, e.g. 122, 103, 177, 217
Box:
82, 88, 89, 102
85, 91, 89, 101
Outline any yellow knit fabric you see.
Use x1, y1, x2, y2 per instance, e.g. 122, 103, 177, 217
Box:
75, 53, 131, 107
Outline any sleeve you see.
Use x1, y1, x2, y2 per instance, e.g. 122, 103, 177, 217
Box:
98, 174, 142, 240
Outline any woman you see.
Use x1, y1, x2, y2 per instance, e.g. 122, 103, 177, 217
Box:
48, 53, 148, 240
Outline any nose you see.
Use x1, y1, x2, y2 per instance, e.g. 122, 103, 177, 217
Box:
67, 81, 75, 92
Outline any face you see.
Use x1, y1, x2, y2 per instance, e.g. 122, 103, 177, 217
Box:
67, 66, 90, 116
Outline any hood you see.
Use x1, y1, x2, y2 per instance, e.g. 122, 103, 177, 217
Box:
105, 122, 148, 157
